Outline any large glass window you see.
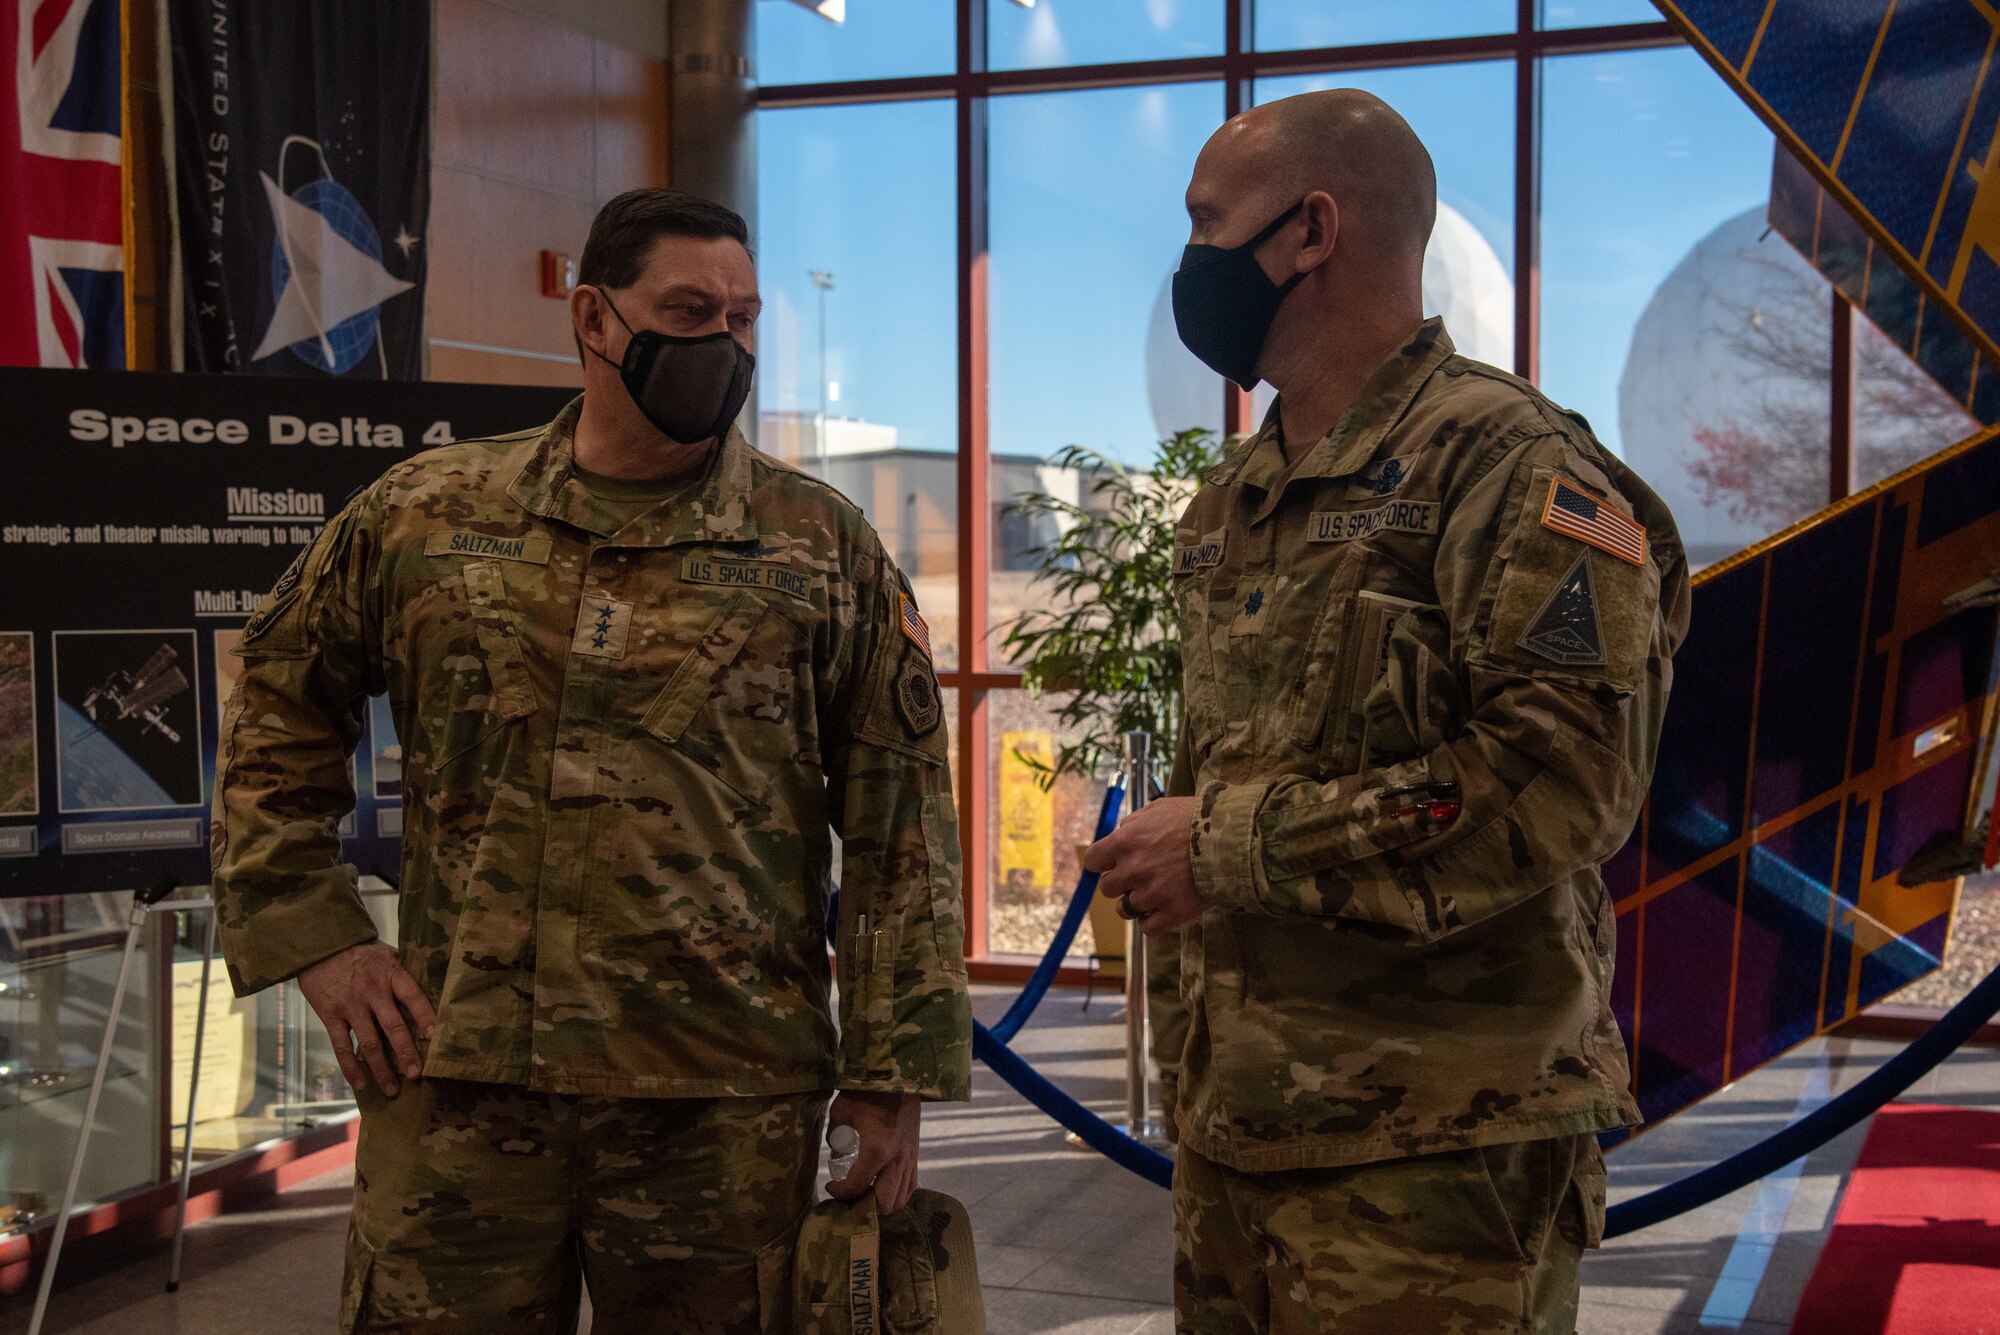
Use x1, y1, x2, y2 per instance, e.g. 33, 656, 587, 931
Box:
987, 83, 1222, 664
1853, 314, 1981, 491
756, 0, 954, 86
1257, 63, 1517, 372
988, 0, 1224, 72
1538, 0, 1663, 28
1541, 46, 1795, 568
1255, 0, 1512, 49
754, 7, 1960, 964
757, 100, 962, 664
985, 689, 1113, 961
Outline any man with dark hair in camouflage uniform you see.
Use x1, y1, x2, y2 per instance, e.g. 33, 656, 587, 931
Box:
211, 188, 971, 1334
1087, 91, 1690, 1333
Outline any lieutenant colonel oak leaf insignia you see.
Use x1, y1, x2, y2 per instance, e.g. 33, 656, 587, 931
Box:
1518, 554, 1606, 666
1541, 478, 1645, 566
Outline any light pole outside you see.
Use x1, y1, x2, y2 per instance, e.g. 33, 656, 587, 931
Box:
808, 268, 834, 478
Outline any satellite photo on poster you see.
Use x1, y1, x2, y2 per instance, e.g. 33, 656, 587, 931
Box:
0, 368, 571, 897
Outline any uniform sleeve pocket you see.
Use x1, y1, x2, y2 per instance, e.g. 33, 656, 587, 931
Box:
643, 593, 766, 745
841, 926, 901, 1079
1479, 466, 1657, 694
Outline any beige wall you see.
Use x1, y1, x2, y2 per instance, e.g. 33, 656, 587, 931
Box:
426, 0, 670, 389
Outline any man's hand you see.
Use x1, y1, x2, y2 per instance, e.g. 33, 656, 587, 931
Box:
295, 941, 437, 1098
1084, 795, 1204, 935
825, 1090, 921, 1215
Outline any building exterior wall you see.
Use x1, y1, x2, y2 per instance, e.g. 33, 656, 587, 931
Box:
426, 0, 669, 390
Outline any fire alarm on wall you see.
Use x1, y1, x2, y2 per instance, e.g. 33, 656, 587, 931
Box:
540, 251, 576, 298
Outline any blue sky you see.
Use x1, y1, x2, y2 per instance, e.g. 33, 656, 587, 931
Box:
755, 2, 1774, 466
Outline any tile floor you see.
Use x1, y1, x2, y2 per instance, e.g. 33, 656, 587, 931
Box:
8, 983, 1997, 1334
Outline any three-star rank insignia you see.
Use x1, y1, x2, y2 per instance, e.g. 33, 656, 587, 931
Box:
570, 596, 633, 659
1518, 553, 1606, 666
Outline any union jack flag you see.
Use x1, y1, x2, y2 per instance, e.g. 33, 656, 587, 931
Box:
1, 0, 125, 369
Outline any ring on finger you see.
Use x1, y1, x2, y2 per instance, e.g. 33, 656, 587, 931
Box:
1117, 892, 1142, 921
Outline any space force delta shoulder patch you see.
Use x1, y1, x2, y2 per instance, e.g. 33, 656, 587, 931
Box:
424, 531, 552, 564
1518, 553, 1606, 666
1309, 501, 1438, 543
893, 645, 942, 738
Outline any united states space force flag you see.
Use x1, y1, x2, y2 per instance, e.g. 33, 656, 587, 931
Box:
0, 0, 127, 369
171, 0, 430, 379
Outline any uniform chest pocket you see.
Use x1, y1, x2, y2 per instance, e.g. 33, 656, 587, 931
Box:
1284, 557, 1370, 752
643, 593, 807, 800
643, 593, 765, 743
413, 560, 538, 771
1175, 567, 1231, 749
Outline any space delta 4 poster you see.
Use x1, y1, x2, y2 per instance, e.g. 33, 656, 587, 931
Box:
0, 368, 572, 898
171, 1, 430, 379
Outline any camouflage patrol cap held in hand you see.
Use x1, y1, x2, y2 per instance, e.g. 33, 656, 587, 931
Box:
788, 1188, 984, 1334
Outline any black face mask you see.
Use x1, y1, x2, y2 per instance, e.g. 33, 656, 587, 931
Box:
1172, 199, 1307, 390
591, 293, 756, 446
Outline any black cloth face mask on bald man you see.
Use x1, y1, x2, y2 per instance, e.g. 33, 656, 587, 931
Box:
590, 291, 756, 446
1172, 198, 1308, 390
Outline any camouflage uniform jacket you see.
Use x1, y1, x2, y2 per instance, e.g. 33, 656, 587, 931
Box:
1163, 318, 1690, 1172
211, 401, 972, 1102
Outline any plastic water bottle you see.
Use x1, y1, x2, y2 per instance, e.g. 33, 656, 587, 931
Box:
828, 1124, 860, 1181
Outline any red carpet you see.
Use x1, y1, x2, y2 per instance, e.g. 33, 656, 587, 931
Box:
1789, 1103, 2000, 1334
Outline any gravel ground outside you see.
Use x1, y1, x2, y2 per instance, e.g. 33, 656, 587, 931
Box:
1896, 871, 2000, 1008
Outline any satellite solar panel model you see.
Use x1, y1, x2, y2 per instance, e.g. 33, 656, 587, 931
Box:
1610, 422, 2000, 1133
1598, 0, 2000, 1136
1655, 0, 2000, 366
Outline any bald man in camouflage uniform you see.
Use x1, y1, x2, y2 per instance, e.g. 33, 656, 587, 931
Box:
1088, 93, 1689, 1333
212, 191, 970, 1334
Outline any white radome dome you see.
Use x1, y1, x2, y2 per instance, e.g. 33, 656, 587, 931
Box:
1423, 202, 1513, 369
1144, 199, 1516, 441
1617, 207, 1828, 564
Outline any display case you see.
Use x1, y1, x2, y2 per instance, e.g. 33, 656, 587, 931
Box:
0, 883, 399, 1244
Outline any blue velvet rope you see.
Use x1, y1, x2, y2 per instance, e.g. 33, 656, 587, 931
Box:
986, 781, 1127, 1044
979, 956, 2000, 1212
1603, 956, 2000, 1237
973, 1020, 1176, 1188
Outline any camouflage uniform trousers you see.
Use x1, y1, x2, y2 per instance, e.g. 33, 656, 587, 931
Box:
1174, 1133, 1607, 1335
341, 1078, 827, 1334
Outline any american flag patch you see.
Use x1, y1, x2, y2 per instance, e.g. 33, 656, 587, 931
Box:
899, 592, 932, 659
1541, 479, 1646, 567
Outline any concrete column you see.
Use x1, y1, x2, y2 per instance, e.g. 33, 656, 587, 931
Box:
668, 0, 757, 239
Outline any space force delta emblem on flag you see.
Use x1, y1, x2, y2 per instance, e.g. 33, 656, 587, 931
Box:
1541, 477, 1646, 567
1, 0, 128, 370
170, 1, 430, 379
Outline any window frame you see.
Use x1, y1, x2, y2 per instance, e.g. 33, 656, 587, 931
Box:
757, 0, 1860, 965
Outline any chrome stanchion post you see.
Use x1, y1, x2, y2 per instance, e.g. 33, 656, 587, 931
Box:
1119, 731, 1167, 1145
168, 902, 217, 1292
28, 877, 176, 1335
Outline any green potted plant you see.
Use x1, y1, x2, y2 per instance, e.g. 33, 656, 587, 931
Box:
997, 427, 1226, 789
